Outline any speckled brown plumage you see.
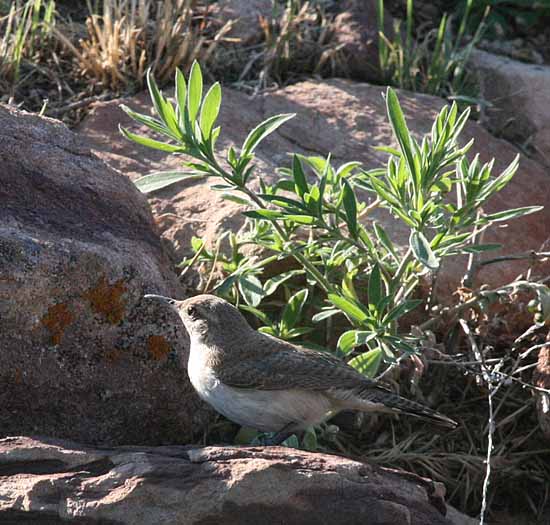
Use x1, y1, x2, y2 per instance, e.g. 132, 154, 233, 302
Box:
145, 293, 457, 434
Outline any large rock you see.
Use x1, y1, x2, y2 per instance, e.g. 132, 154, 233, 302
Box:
78, 78, 550, 298
0, 436, 476, 525
470, 49, 550, 166
0, 105, 211, 446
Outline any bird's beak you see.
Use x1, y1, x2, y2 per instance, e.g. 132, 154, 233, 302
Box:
144, 294, 177, 307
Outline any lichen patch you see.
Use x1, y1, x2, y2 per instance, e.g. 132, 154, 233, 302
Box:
147, 335, 171, 361
84, 275, 127, 324
41, 303, 74, 345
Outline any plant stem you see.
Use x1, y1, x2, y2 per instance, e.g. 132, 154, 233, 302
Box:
240, 184, 335, 294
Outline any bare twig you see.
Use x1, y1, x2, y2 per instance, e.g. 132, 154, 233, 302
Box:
458, 319, 507, 525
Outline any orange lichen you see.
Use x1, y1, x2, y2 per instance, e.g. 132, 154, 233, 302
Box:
147, 335, 171, 360
41, 303, 74, 345
84, 276, 127, 324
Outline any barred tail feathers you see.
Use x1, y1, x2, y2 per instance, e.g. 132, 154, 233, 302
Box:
334, 386, 457, 429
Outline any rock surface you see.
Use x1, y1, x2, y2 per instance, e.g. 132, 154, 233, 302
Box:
78, 78, 550, 298
0, 105, 211, 446
470, 49, 550, 166
213, 0, 272, 44
0, 436, 476, 525
333, 0, 394, 83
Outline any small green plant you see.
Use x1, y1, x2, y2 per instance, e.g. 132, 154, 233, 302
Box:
376, 0, 484, 99
457, 0, 550, 40
0, 0, 55, 93
120, 62, 542, 381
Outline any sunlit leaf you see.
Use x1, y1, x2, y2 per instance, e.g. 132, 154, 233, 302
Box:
242, 113, 295, 155
238, 274, 265, 307
410, 231, 439, 270
187, 60, 203, 123
200, 82, 221, 138
134, 171, 203, 193
348, 348, 383, 378
328, 294, 369, 324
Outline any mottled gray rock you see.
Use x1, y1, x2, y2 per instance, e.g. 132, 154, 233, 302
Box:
0, 105, 212, 446
0, 436, 477, 525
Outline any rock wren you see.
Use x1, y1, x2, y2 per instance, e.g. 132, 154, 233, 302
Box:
145, 293, 456, 443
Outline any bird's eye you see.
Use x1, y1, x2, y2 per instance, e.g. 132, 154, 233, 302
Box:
187, 305, 197, 317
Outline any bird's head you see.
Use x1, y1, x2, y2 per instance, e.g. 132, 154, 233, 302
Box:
144, 293, 251, 342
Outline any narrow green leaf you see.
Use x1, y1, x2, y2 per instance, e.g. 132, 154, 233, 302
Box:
175, 68, 187, 126
338, 330, 358, 354
264, 270, 303, 296
368, 264, 382, 309
134, 171, 204, 193
191, 236, 204, 252
342, 271, 358, 300
356, 331, 378, 345
242, 113, 295, 155
284, 214, 317, 225
259, 194, 307, 211
312, 309, 339, 323
187, 61, 203, 123
410, 231, 440, 270
281, 289, 308, 331
373, 223, 397, 260
146, 70, 177, 134
386, 87, 417, 182
120, 105, 176, 139
348, 348, 383, 378
220, 193, 253, 206
200, 82, 222, 138
292, 155, 309, 198
481, 206, 543, 223
337, 161, 362, 178
239, 305, 270, 324
119, 126, 184, 153
243, 210, 284, 220
328, 294, 369, 324
342, 179, 358, 238
285, 327, 315, 339
383, 299, 422, 323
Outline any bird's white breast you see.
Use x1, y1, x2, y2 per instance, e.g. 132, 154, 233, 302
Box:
187, 341, 334, 433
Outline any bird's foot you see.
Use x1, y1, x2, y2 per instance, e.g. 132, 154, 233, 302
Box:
253, 423, 302, 447
261, 431, 296, 446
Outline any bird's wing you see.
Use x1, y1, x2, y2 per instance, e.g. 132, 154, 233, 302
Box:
216, 332, 457, 428
216, 331, 384, 393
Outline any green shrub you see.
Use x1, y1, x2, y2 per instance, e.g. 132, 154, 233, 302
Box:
376, 0, 484, 99
120, 62, 543, 379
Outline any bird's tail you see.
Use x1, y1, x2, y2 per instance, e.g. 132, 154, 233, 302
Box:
338, 386, 457, 428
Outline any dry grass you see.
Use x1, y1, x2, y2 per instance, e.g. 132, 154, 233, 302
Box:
55, 0, 232, 91
2, 0, 341, 120
320, 291, 550, 521
232, 0, 343, 93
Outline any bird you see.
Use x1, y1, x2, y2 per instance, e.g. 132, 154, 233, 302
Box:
145, 293, 457, 444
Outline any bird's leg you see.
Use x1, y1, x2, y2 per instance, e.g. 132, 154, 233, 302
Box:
262, 422, 297, 446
